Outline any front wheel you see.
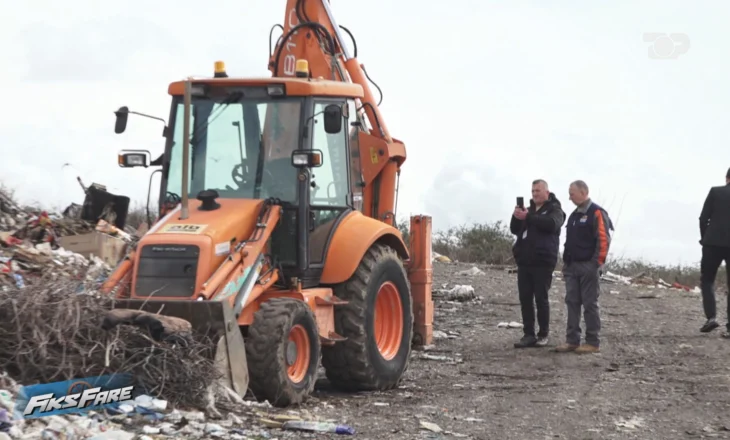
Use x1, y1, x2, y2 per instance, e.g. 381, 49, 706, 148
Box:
322, 244, 413, 391
245, 298, 321, 407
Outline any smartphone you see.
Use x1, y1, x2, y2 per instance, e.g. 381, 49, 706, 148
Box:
516, 197, 524, 209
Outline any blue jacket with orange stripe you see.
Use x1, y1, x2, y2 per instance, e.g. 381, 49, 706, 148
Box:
563, 199, 614, 266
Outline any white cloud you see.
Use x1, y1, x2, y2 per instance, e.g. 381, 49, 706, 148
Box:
1, 0, 728, 266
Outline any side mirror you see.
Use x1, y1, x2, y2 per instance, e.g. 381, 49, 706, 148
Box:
114, 106, 129, 134
291, 149, 323, 168
118, 150, 151, 168
323, 104, 342, 134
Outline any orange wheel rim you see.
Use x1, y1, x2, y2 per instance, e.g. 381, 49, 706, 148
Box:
286, 324, 311, 383
374, 281, 403, 360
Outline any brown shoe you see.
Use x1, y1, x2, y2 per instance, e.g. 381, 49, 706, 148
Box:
554, 343, 579, 353
575, 344, 600, 354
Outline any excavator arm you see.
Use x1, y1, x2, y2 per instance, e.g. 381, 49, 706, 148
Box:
268, 0, 406, 226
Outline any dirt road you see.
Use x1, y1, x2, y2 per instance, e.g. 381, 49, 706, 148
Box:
275, 262, 730, 440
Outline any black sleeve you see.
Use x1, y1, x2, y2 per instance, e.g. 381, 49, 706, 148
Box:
527, 208, 564, 233
699, 188, 714, 239
510, 215, 523, 235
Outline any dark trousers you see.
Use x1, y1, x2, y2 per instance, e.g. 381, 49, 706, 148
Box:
517, 265, 554, 338
700, 245, 730, 324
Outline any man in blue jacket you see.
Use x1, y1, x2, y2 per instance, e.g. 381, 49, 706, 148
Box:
510, 179, 566, 348
555, 180, 614, 354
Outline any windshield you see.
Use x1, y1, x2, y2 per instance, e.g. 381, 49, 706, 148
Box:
166, 92, 303, 202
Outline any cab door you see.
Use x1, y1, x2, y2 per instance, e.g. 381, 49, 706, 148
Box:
305, 99, 354, 285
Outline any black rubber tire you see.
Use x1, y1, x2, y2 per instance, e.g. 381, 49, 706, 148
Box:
245, 298, 321, 407
321, 243, 413, 391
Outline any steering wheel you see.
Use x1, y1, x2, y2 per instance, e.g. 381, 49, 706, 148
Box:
231, 164, 249, 187
231, 164, 275, 187
163, 192, 181, 210
232, 164, 287, 197
165, 192, 181, 204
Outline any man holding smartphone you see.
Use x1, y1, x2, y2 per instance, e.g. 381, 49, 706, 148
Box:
510, 179, 566, 348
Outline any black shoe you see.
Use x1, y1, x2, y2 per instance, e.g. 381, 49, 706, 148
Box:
514, 335, 538, 348
536, 336, 549, 347
701, 318, 719, 333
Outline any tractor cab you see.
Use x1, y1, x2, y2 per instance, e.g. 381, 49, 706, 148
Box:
114, 60, 367, 289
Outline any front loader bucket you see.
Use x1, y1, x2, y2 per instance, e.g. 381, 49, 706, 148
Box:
108, 299, 249, 398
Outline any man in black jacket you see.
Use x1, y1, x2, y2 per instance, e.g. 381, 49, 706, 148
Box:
698, 168, 730, 335
510, 179, 566, 348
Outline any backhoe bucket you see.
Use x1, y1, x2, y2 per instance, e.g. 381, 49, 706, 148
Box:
108, 299, 249, 397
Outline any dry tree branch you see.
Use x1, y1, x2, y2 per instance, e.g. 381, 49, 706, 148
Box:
0, 278, 223, 409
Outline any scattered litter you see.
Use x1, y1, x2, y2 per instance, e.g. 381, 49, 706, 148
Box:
615, 416, 645, 430
636, 293, 661, 299
455, 266, 484, 276
87, 431, 135, 440
437, 285, 476, 302
134, 394, 168, 411
432, 251, 452, 263
497, 321, 524, 329
571, 267, 703, 294
141, 426, 160, 434
419, 420, 443, 433
281, 420, 355, 435
602, 271, 632, 285
417, 352, 463, 364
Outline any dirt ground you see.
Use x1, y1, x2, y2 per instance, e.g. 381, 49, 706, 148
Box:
257, 261, 730, 440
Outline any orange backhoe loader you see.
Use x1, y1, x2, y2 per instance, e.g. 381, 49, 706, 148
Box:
104, 0, 433, 407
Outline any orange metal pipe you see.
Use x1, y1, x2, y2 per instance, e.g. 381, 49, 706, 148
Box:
101, 253, 135, 296
407, 215, 433, 346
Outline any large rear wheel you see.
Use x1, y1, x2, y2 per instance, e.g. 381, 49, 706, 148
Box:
321, 244, 413, 391
245, 298, 320, 407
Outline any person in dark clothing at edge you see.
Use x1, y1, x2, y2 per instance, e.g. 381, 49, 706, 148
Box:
555, 180, 614, 355
698, 167, 730, 336
510, 179, 566, 348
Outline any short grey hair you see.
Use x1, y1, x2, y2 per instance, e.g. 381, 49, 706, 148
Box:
532, 179, 548, 189
570, 180, 589, 193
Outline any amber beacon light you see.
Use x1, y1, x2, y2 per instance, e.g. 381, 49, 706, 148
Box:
295, 59, 309, 78
214, 61, 228, 78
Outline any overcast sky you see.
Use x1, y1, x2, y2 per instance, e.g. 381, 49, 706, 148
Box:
1, 0, 728, 266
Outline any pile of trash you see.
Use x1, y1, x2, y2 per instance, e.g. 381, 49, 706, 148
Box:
1, 186, 136, 290
600, 270, 701, 293
0, 372, 355, 440
0, 243, 111, 290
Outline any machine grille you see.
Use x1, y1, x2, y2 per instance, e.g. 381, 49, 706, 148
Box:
134, 244, 200, 297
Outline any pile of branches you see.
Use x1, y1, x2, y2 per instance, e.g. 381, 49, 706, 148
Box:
0, 279, 223, 409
